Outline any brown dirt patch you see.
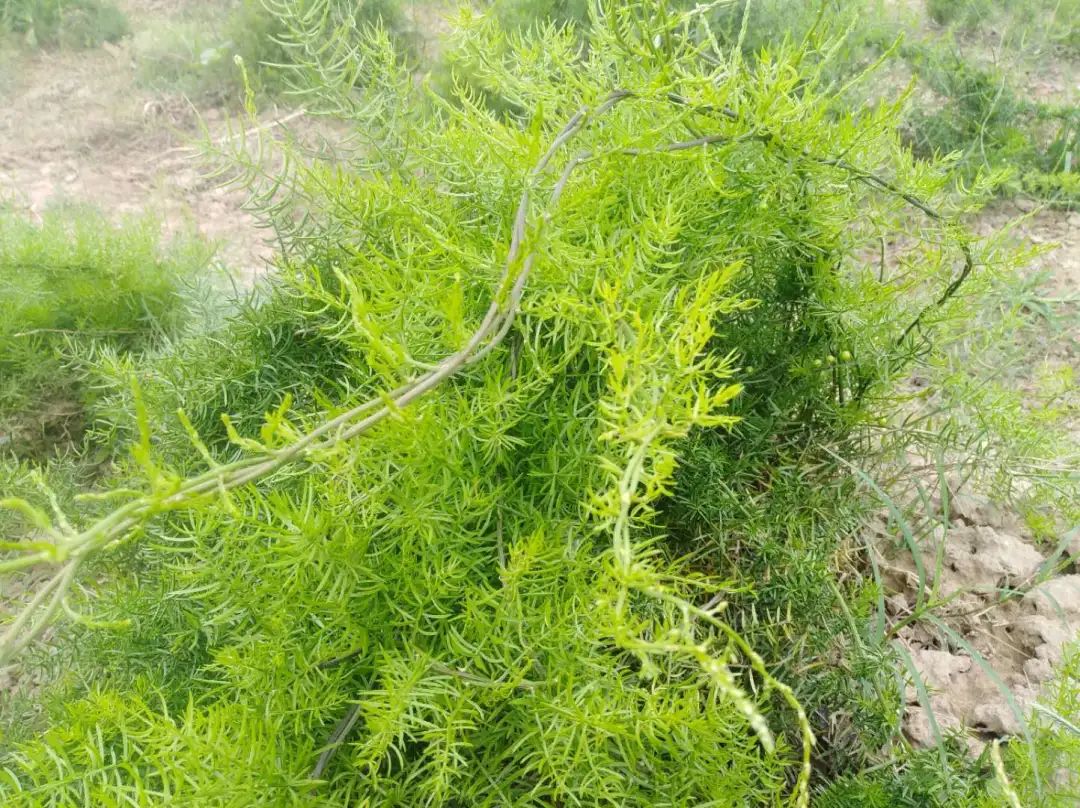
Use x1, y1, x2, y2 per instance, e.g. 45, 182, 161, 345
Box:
871, 483, 1079, 754
0, 6, 275, 285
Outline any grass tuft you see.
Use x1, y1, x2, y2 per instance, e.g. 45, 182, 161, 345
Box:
0, 0, 127, 48
0, 205, 212, 459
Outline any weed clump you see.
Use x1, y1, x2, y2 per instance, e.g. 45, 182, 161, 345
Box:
0, 0, 127, 48
903, 47, 1079, 206
0, 206, 210, 458
88, 285, 362, 470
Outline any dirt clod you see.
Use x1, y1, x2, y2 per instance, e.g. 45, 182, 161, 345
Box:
880, 489, 1080, 751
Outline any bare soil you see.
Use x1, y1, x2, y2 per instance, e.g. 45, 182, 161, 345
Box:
0, 2, 275, 284
883, 200, 1080, 753
874, 488, 1080, 755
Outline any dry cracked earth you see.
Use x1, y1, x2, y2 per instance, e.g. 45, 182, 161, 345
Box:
874, 489, 1080, 753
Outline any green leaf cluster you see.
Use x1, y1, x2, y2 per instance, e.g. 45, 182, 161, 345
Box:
0, 205, 211, 459
0, 3, 1049, 806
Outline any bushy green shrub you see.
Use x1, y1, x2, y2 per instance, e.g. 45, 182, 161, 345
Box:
472, 1, 1077, 206
1022, 169, 1080, 207
903, 46, 1079, 203
483, 0, 900, 69
905, 50, 1027, 166
0, 3, 1066, 806
87, 285, 362, 470
0, 206, 211, 458
0, 0, 127, 48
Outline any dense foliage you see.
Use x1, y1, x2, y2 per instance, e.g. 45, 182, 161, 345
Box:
0, 2, 1077, 806
0, 206, 209, 458
0, 0, 127, 47
480, 0, 1080, 207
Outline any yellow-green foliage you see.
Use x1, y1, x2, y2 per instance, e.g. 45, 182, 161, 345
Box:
0, 3, 1069, 806
0, 206, 210, 457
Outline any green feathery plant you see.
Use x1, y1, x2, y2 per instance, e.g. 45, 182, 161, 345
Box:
0, 205, 212, 460
133, 0, 414, 104
0, 2, 1031, 804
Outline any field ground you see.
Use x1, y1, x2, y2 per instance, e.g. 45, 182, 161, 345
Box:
2, 0, 289, 284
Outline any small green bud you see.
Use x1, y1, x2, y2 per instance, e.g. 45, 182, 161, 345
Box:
826, 355, 836, 364
813, 359, 823, 368
840, 350, 853, 362
744, 366, 755, 374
